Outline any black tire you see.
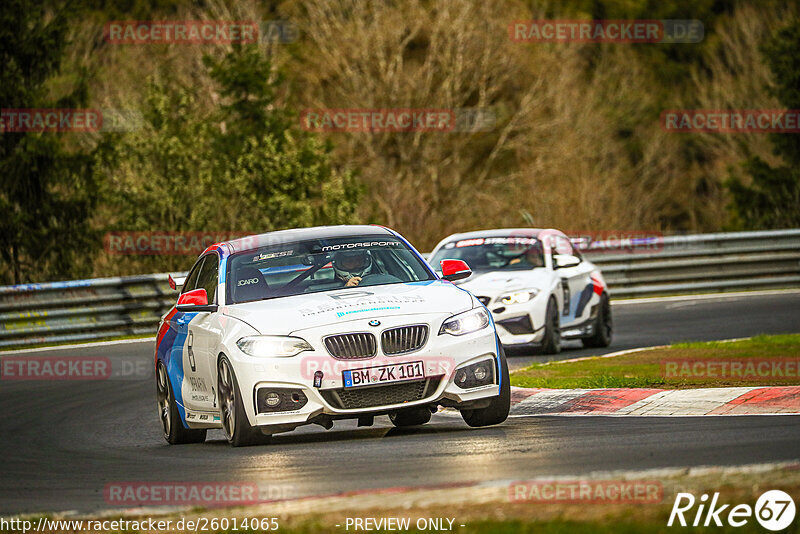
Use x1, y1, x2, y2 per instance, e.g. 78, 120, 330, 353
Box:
156, 361, 207, 445
461, 343, 511, 427
539, 297, 561, 354
389, 406, 432, 427
218, 357, 268, 447
582, 292, 613, 348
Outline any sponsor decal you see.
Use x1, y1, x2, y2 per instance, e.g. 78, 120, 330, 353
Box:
298, 294, 424, 317
322, 241, 403, 252
449, 237, 539, 249
253, 250, 293, 262
188, 376, 208, 392
336, 306, 400, 318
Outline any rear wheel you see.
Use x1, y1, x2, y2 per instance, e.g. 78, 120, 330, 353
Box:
218, 357, 268, 447
389, 406, 432, 427
539, 297, 561, 354
461, 342, 510, 427
582, 293, 612, 348
156, 361, 206, 444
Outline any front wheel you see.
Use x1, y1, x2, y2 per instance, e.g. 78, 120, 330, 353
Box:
461, 343, 510, 427
218, 357, 268, 447
156, 361, 206, 444
539, 297, 561, 354
582, 293, 612, 348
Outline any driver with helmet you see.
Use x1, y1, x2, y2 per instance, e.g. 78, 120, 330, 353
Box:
333, 249, 373, 287
509, 243, 545, 268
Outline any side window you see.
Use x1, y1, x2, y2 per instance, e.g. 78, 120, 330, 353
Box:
181, 258, 205, 294
195, 254, 219, 303
551, 235, 581, 264
561, 236, 582, 260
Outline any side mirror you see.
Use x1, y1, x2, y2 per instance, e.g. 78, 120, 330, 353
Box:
176, 288, 218, 313
553, 254, 581, 269
440, 259, 472, 282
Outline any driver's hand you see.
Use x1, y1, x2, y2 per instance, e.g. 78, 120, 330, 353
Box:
345, 276, 362, 287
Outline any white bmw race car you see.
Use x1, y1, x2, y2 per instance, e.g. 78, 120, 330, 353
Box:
429, 228, 612, 354
155, 225, 510, 446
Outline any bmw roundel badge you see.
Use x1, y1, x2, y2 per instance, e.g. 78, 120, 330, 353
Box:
368, 320, 381, 327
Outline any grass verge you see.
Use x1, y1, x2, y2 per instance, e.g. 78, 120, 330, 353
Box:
511, 334, 800, 389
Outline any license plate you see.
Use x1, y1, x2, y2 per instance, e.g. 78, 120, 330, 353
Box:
342, 361, 425, 388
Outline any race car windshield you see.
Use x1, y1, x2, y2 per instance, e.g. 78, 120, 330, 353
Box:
226, 235, 435, 303
430, 236, 545, 272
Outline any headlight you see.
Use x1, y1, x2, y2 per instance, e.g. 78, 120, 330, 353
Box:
236, 336, 313, 357
439, 308, 490, 336
500, 289, 539, 305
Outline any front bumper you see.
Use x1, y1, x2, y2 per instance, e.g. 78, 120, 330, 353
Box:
479, 293, 548, 346
230, 316, 500, 428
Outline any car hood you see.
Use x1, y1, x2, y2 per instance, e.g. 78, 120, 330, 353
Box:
221, 280, 473, 335
458, 269, 551, 297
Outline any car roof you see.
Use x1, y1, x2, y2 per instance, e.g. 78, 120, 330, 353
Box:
430, 228, 566, 253
441, 228, 545, 240
223, 225, 395, 254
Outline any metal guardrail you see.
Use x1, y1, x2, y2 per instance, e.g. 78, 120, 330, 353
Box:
586, 229, 800, 297
1, 229, 798, 349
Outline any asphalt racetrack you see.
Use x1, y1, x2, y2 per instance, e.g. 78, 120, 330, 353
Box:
1, 290, 798, 514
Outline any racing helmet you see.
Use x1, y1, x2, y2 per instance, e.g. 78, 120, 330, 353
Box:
523, 243, 544, 267
332, 249, 373, 280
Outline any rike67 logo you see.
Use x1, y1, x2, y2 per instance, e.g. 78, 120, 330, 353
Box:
669, 490, 796, 530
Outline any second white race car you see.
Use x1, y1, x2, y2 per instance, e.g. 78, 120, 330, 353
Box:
429, 228, 612, 354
